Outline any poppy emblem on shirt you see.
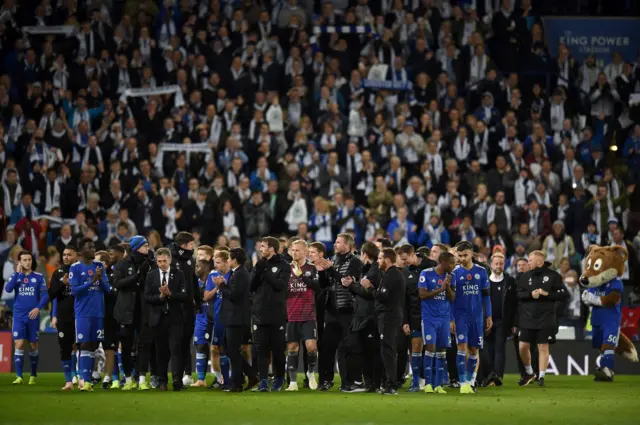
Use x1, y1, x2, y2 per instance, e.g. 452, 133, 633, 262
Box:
88, 270, 93, 276
23, 278, 29, 283
467, 274, 472, 281
438, 279, 443, 285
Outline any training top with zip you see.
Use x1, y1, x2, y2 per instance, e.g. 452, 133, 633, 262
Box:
349, 262, 383, 332
372, 265, 406, 318
112, 251, 153, 325
169, 243, 202, 317
325, 252, 363, 315
250, 253, 291, 325
49, 264, 74, 322
402, 263, 424, 331
516, 265, 567, 330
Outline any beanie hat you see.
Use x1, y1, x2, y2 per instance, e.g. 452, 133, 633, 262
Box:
129, 235, 148, 252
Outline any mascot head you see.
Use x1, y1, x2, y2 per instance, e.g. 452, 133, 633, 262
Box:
579, 245, 628, 288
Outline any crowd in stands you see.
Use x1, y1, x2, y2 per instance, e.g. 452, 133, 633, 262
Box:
0, 0, 639, 334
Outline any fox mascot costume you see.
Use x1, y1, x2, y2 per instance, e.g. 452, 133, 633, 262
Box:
580, 245, 638, 381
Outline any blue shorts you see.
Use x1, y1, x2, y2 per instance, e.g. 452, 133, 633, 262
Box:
194, 322, 213, 345
12, 316, 39, 342
75, 317, 104, 343
455, 317, 483, 348
592, 323, 620, 349
211, 323, 225, 347
422, 318, 450, 348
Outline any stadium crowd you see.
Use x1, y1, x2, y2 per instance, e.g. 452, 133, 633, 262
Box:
0, 0, 639, 393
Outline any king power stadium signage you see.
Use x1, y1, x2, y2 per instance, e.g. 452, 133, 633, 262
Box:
1, 332, 638, 375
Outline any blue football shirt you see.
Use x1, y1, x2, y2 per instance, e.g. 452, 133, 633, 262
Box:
418, 268, 453, 321
5, 272, 48, 317
452, 263, 489, 321
69, 260, 111, 318
588, 278, 623, 327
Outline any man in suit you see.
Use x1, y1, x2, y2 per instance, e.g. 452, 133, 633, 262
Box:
216, 248, 258, 392
480, 252, 517, 387
144, 248, 187, 391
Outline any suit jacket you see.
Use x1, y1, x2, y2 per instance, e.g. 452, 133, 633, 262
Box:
144, 268, 187, 328
220, 266, 252, 327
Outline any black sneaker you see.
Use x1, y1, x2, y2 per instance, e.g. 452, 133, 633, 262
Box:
518, 373, 537, 387
365, 385, 378, 393
537, 377, 545, 387
382, 387, 398, 396
101, 381, 110, 390
209, 380, 223, 390
494, 375, 503, 387
340, 384, 366, 393
302, 378, 310, 389
318, 382, 331, 392
448, 380, 460, 389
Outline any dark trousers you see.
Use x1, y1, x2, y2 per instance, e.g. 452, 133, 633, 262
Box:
446, 334, 458, 382
120, 318, 153, 377
319, 313, 351, 385
346, 320, 381, 389
181, 316, 195, 376
396, 332, 410, 385
253, 323, 286, 380
481, 320, 508, 380
57, 320, 75, 361
226, 326, 256, 388
377, 316, 400, 389
152, 315, 183, 386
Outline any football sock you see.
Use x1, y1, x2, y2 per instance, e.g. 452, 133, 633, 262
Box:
80, 351, 91, 382
14, 349, 24, 378
103, 375, 111, 383
423, 351, 434, 387
524, 365, 534, 375
411, 352, 422, 387
539, 371, 546, 378
435, 352, 446, 388
196, 353, 207, 381
307, 351, 318, 374
602, 350, 615, 370
30, 351, 39, 377
88, 352, 96, 382
456, 351, 467, 384
71, 352, 79, 377
117, 351, 123, 376
139, 375, 146, 384
131, 353, 137, 378
287, 351, 299, 384
214, 370, 223, 382
112, 358, 120, 382
62, 359, 73, 383
467, 354, 478, 384
220, 356, 230, 385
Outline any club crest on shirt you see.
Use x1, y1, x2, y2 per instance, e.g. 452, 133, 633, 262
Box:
31, 278, 36, 283
305, 271, 311, 277
187, 260, 192, 266
474, 274, 480, 280
543, 276, 549, 282
271, 267, 278, 273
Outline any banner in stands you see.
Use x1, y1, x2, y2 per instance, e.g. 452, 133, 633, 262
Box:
543, 17, 640, 66
5, 333, 639, 375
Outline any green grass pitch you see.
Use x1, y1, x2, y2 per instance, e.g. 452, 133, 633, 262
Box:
0, 374, 637, 425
